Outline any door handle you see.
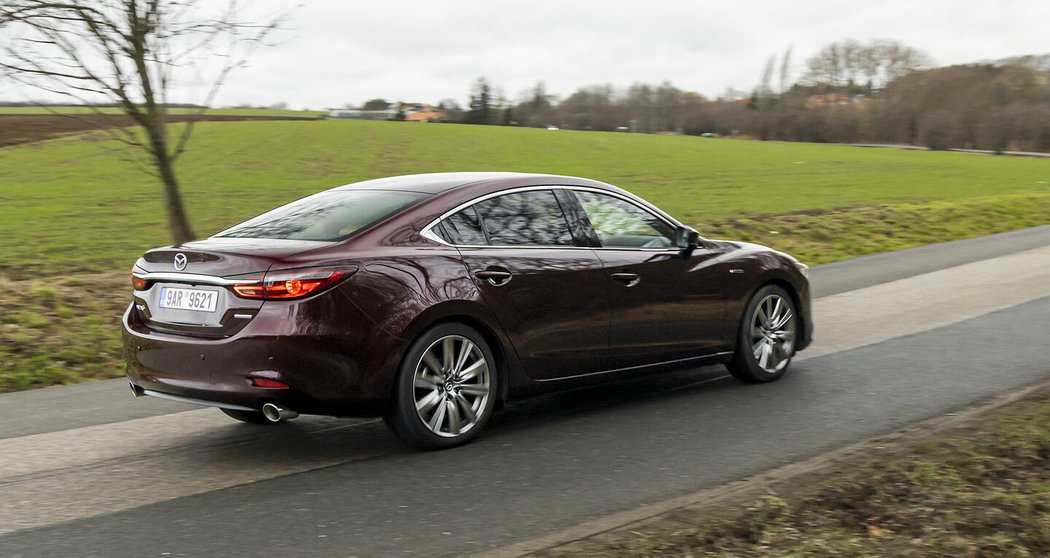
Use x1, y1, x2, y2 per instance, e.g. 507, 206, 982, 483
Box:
476, 270, 512, 286
611, 272, 640, 287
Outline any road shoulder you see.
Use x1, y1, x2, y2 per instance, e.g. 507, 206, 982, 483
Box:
481, 377, 1050, 557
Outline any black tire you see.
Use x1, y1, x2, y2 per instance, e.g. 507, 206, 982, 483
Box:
726, 284, 799, 383
387, 323, 498, 450
221, 408, 273, 425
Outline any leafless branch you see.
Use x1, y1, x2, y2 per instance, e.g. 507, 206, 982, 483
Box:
0, 0, 289, 243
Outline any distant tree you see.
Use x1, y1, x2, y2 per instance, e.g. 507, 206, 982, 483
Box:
625, 83, 655, 132
363, 98, 390, 111
654, 81, 684, 132
978, 106, 1017, 153
0, 0, 283, 244
778, 46, 793, 95
759, 55, 775, 99
557, 84, 617, 131
514, 81, 554, 127
437, 98, 464, 122
747, 90, 759, 111
874, 39, 934, 84
919, 109, 963, 150
804, 39, 931, 90
464, 77, 493, 125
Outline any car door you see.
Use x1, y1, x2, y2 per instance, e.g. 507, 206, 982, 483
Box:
569, 189, 730, 370
433, 189, 609, 379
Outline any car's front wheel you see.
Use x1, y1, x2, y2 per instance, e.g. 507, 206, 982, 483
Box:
726, 285, 798, 383
387, 323, 498, 450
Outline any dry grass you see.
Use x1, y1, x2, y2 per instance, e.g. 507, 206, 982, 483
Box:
0, 272, 127, 392
540, 388, 1050, 557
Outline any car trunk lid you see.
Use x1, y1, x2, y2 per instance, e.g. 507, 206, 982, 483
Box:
130, 238, 332, 338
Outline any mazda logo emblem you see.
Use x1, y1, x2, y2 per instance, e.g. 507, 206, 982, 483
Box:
173, 253, 188, 271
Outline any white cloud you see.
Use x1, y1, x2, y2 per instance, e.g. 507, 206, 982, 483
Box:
10, 0, 1050, 109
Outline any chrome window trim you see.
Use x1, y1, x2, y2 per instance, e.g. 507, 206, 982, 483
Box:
420, 184, 687, 251
132, 272, 259, 286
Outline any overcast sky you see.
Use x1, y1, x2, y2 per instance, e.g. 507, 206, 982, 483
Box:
6, 0, 1050, 109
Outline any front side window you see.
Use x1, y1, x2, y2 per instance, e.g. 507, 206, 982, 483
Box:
473, 190, 575, 246
574, 191, 676, 248
217, 190, 429, 241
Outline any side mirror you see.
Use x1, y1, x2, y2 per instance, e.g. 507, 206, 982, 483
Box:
675, 226, 700, 257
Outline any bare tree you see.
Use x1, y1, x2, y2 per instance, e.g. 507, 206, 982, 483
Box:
874, 39, 933, 84
0, 1, 283, 244
778, 45, 792, 95
758, 55, 775, 102
804, 39, 931, 90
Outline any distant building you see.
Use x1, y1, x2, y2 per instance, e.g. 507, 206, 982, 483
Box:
404, 106, 447, 122
805, 93, 868, 109
327, 108, 397, 120
328, 102, 447, 122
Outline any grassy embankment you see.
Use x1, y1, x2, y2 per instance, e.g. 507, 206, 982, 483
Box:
0, 119, 1048, 391
541, 386, 1050, 557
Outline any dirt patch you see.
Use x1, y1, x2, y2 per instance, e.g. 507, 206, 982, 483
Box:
0, 113, 319, 149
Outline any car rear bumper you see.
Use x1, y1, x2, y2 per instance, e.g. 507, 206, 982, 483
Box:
122, 304, 389, 417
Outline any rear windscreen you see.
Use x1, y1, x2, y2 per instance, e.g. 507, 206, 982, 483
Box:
216, 190, 429, 241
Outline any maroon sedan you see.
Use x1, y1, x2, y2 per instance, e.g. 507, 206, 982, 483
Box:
124, 173, 812, 449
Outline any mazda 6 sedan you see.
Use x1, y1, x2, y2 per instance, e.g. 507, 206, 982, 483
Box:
124, 172, 812, 449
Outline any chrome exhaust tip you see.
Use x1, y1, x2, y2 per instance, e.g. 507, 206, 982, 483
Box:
261, 402, 298, 423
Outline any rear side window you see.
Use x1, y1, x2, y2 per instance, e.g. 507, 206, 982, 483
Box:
216, 190, 428, 241
474, 190, 574, 246
438, 206, 487, 245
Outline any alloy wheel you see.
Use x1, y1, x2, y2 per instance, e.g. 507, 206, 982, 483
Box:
412, 335, 491, 438
749, 294, 796, 373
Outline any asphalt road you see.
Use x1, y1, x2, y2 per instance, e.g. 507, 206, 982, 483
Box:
2, 226, 1050, 557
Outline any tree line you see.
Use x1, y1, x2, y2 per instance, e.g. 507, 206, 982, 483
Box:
419, 41, 1050, 153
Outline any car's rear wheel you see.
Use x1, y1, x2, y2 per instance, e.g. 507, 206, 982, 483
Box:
220, 408, 273, 425
726, 285, 798, 383
387, 323, 498, 450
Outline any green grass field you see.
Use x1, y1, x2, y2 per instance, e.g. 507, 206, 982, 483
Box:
1, 119, 1048, 278
0, 119, 1048, 392
0, 106, 325, 117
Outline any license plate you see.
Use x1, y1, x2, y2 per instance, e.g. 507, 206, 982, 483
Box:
159, 287, 219, 313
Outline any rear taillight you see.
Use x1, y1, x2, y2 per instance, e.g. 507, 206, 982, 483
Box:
230, 266, 357, 300
132, 275, 148, 290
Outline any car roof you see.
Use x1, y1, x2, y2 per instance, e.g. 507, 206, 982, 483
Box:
331, 172, 602, 195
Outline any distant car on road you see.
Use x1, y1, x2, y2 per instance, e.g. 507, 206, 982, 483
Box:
124, 173, 812, 449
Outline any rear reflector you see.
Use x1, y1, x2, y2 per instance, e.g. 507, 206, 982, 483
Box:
250, 377, 290, 389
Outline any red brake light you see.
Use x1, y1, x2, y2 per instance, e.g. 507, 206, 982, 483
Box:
132, 275, 148, 290
230, 266, 356, 300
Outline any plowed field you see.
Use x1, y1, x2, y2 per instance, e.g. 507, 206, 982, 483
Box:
0, 113, 317, 148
